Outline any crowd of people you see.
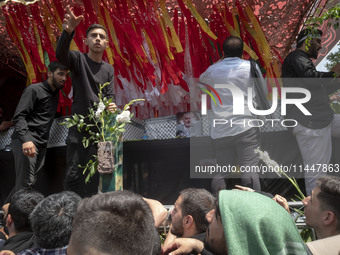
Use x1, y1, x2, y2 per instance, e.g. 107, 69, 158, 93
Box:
0, 3, 340, 255
0, 175, 339, 254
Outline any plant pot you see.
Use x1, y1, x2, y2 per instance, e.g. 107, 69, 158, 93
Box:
97, 141, 115, 174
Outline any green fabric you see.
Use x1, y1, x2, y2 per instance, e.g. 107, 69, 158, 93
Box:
218, 190, 307, 255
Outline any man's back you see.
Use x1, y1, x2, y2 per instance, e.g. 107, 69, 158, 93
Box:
199, 57, 258, 138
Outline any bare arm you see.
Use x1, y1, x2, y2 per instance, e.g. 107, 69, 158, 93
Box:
163, 224, 177, 247
273, 194, 290, 214
162, 238, 204, 255
143, 198, 167, 227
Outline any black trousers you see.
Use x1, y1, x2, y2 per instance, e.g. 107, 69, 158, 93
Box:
64, 128, 99, 198
5, 138, 46, 203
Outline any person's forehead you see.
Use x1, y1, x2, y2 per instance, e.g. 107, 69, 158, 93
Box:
311, 187, 321, 200
88, 28, 106, 35
54, 68, 68, 73
2, 204, 9, 213
175, 195, 183, 207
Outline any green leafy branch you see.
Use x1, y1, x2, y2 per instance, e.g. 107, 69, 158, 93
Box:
304, 3, 340, 49
61, 82, 144, 182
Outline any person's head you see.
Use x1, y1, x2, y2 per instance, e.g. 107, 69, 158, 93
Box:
183, 112, 191, 128
67, 190, 159, 255
170, 188, 215, 237
205, 190, 306, 255
6, 189, 44, 236
303, 175, 340, 238
30, 191, 81, 249
223, 36, 244, 58
47, 61, 68, 91
205, 198, 227, 255
85, 24, 108, 55
296, 28, 323, 59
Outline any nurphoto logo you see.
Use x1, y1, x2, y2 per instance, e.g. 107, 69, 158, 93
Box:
199, 83, 312, 128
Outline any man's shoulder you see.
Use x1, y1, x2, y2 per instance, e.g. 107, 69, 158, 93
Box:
101, 60, 114, 72
284, 49, 308, 61
27, 82, 44, 90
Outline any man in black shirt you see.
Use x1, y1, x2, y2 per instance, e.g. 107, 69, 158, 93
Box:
0, 189, 44, 254
6, 62, 68, 202
56, 6, 116, 197
282, 29, 340, 195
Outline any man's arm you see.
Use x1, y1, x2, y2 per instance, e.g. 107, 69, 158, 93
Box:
55, 5, 84, 67
162, 238, 205, 255
12, 87, 37, 157
143, 197, 167, 227
292, 54, 337, 79
61, 5, 83, 35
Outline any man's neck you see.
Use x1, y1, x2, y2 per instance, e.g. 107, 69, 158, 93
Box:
183, 227, 199, 238
46, 79, 56, 92
316, 227, 340, 239
87, 51, 103, 63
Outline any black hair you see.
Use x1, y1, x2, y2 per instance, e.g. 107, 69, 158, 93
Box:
70, 190, 160, 255
223, 36, 244, 58
179, 188, 215, 233
48, 61, 68, 72
30, 191, 81, 249
8, 189, 44, 232
317, 175, 340, 231
296, 28, 323, 48
86, 24, 108, 38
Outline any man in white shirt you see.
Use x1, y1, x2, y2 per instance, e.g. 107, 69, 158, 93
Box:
199, 36, 264, 191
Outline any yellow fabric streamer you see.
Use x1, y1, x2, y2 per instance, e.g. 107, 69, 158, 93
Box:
97, 14, 114, 65
158, 13, 174, 60
220, 8, 258, 60
42, 11, 58, 50
8, 14, 36, 83
245, 7, 271, 67
102, 4, 130, 66
184, 0, 217, 40
160, 0, 183, 53
32, 22, 46, 72
143, 28, 158, 64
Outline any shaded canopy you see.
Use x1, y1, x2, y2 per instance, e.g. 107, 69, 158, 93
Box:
0, 0, 335, 118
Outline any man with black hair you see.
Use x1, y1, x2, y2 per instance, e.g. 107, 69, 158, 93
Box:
66, 190, 161, 255
6, 62, 68, 203
163, 190, 308, 255
164, 188, 215, 246
199, 36, 264, 191
303, 175, 340, 239
17, 191, 81, 255
282, 28, 340, 195
0, 189, 44, 253
56, 6, 116, 197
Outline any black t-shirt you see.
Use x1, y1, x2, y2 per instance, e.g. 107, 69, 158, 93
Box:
56, 30, 115, 117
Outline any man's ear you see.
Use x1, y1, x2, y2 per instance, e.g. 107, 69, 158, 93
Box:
323, 211, 336, 226
6, 214, 13, 225
47, 70, 52, 79
183, 215, 194, 229
84, 38, 88, 45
